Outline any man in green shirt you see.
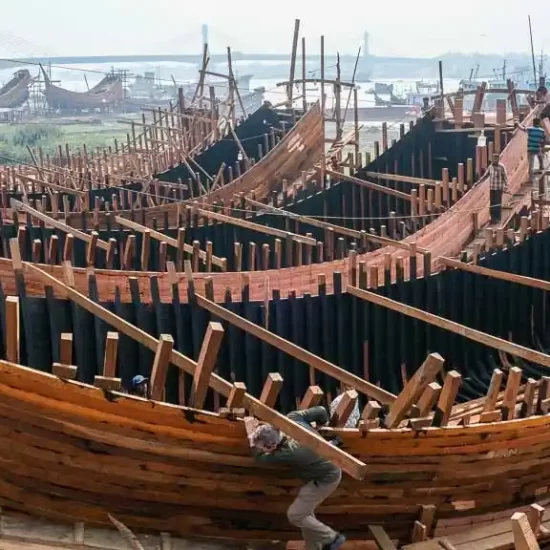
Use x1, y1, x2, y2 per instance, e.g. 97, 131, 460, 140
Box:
244, 407, 345, 550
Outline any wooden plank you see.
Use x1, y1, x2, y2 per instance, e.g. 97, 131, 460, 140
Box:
433, 371, 462, 427
417, 382, 441, 417
11, 199, 110, 251
527, 503, 545, 536
384, 353, 444, 428
195, 293, 397, 405
483, 368, 504, 413
368, 525, 397, 550
20, 257, 368, 479
259, 373, 284, 408
420, 504, 437, 538
226, 382, 247, 409
511, 511, 540, 550
299, 386, 324, 409
189, 322, 224, 409
521, 378, 537, 418
412, 521, 427, 543
364, 172, 440, 187
347, 285, 550, 369
150, 334, 174, 401
331, 389, 359, 427
5, 296, 20, 364
114, 216, 226, 269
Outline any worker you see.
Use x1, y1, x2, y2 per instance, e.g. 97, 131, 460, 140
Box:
486, 153, 508, 224
517, 118, 546, 185
127, 374, 149, 397
244, 407, 346, 550
329, 390, 360, 428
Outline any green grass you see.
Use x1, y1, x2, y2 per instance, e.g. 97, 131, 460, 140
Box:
0, 123, 129, 165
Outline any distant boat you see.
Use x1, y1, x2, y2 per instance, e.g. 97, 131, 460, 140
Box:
0, 69, 32, 109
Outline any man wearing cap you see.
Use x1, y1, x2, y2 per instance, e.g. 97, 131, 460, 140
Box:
244, 407, 345, 550
127, 375, 149, 398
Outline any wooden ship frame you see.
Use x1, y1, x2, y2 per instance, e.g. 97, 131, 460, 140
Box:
0, 19, 550, 550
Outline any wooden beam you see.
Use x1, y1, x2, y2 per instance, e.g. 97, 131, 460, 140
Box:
364, 171, 440, 187
417, 382, 441, 416
114, 216, 226, 269
20, 257, 367, 479
259, 373, 284, 408
326, 168, 412, 202
433, 371, 462, 427
502, 366, 522, 421
384, 353, 444, 428
511, 511, 540, 550
347, 285, 550, 369
300, 386, 324, 409
194, 205, 317, 246
226, 382, 247, 409
331, 389, 359, 426
52, 362, 77, 380
150, 334, 174, 401
60, 333, 73, 365
5, 296, 20, 364
368, 525, 397, 550
103, 332, 119, 378
195, 292, 397, 405
277, 77, 357, 88
483, 368, 504, 412
441, 257, 550, 293
11, 199, 110, 251
189, 322, 224, 409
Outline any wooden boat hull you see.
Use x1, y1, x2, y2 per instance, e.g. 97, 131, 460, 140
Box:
0, 360, 548, 543
0, 70, 31, 109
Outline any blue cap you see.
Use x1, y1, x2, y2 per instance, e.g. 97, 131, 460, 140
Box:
131, 375, 148, 386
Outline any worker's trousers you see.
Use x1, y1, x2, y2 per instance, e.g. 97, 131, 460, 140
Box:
528, 152, 545, 186
287, 471, 341, 550
489, 189, 503, 224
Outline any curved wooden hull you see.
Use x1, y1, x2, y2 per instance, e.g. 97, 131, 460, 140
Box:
0, 359, 547, 543
44, 75, 123, 110
0, 70, 31, 109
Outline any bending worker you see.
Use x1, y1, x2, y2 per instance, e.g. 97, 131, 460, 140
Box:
244, 407, 346, 550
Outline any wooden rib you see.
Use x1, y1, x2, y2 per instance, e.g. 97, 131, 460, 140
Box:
114, 216, 226, 269
347, 285, 550, 369
194, 292, 397, 405
5, 296, 20, 364
189, 322, 224, 409
11, 199, 110, 251
243, 196, 428, 254
299, 386, 324, 409
150, 334, 174, 401
502, 366, 522, 421
384, 353, 444, 428
194, 204, 317, 246
19, 255, 368, 479
259, 373, 284, 408
103, 332, 119, 378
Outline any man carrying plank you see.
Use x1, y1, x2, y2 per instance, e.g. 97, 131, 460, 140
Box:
245, 407, 346, 550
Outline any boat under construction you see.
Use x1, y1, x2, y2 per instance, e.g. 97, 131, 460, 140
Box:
0, 18, 550, 550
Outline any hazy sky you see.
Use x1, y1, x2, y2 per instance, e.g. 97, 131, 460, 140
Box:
1, 0, 549, 58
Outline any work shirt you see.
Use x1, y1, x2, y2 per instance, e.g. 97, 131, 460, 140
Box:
527, 126, 546, 153
252, 407, 342, 485
487, 163, 508, 191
